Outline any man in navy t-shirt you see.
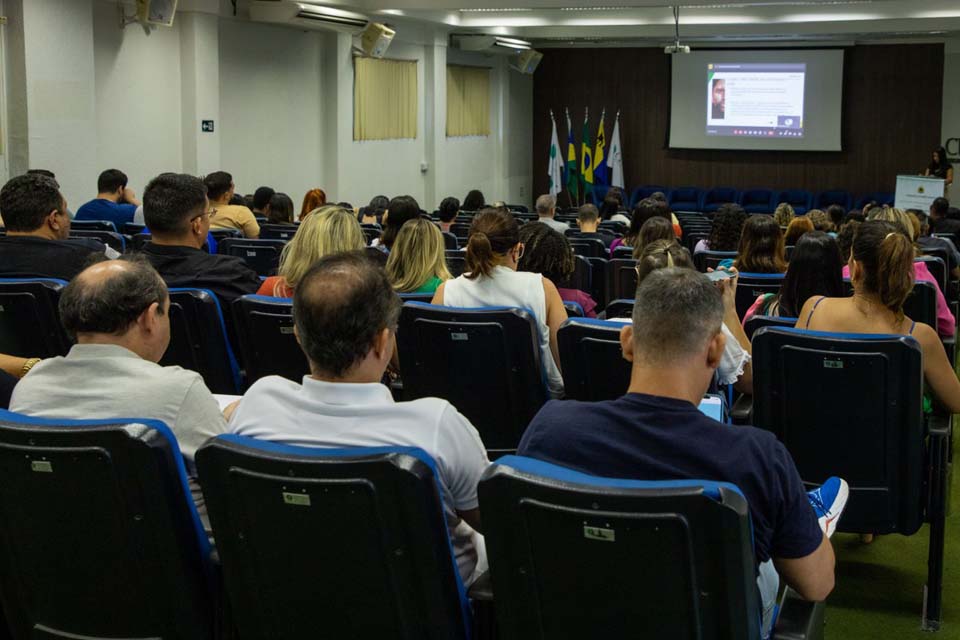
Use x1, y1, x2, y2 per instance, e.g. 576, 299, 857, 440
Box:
75, 168, 140, 228
518, 267, 836, 629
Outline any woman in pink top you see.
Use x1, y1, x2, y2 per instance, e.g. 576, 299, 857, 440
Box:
518, 222, 598, 318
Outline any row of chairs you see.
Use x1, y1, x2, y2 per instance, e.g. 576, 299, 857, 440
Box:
0, 409, 824, 639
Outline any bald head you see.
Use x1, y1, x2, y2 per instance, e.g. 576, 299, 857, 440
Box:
293, 251, 401, 378
60, 257, 168, 340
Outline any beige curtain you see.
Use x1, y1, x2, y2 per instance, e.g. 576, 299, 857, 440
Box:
446, 65, 491, 137
354, 57, 418, 141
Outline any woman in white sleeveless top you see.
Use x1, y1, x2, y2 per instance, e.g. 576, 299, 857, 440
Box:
432, 209, 567, 397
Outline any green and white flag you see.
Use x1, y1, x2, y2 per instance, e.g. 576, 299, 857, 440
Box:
548, 110, 563, 196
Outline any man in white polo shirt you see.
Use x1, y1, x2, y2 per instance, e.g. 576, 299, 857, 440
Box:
226, 251, 490, 585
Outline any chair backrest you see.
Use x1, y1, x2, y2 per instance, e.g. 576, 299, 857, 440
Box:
612, 245, 634, 259
258, 223, 298, 241
441, 231, 458, 250
751, 327, 926, 533
445, 251, 467, 277
219, 238, 287, 276
209, 228, 242, 241
915, 256, 947, 297
121, 222, 146, 236
742, 314, 797, 340
668, 186, 701, 210
562, 300, 584, 317
738, 189, 773, 212
701, 187, 739, 209
0, 278, 71, 358
557, 318, 631, 401
361, 225, 381, 245
569, 237, 607, 258
693, 250, 738, 273
734, 273, 785, 320
629, 185, 668, 208
231, 295, 309, 386
815, 190, 852, 211
450, 222, 472, 240
69, 230, 125, 252
598, 220, 627, 234
902, 280, 938, 330
0, 411, 212, 640
605, 258, 638, 302
584, 257, 609, 309
479, 455, 761, 640
556, 255, 592, 294
160, 288, 241, 394
195, 436, 470, 640
777, 190, 813, 214
397, 303, 548, 454
69, 219, 117, 232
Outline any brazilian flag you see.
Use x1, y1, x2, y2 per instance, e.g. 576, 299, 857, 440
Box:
565, 112, 579, 201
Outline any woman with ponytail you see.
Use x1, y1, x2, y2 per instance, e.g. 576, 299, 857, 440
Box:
800, 220, 960, 413
432, 208, 567, 397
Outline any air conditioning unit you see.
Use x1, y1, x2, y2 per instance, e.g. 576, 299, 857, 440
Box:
511, 49, 542, 74
359, 22, 396, 58
135, 0, 178, 27
451, 34, 532, 55
250, 1, 369, 33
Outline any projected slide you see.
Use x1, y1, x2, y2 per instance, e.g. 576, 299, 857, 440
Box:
706, 63, 805, 139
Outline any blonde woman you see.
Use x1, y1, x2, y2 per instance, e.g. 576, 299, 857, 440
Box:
257, 205, 365, 297
386, 218, 452, 294
773, 202, 795, 227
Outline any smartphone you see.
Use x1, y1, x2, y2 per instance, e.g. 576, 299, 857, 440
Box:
706, 270, 734, 282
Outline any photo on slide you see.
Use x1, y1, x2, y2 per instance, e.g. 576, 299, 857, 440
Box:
706, 63, 806, 139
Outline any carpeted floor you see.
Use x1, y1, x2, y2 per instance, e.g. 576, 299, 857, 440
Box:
824, 438, 958, 638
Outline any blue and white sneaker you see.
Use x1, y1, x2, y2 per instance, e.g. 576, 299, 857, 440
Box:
808, 477, 849, 538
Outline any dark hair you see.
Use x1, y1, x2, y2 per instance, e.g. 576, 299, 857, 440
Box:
253, 186, 275, 210
633, 217, 675, 258
337, 201, 354, 210
929, 146, 952, 173
626, 198, 672, 246
143, 173, 208, 234
59, 257, 168, 339
852, 220, 915, 320
606, 186, 625, 207
0, 173, 63, 232
599, 197, 620, 220
293, 251, 401, 378
267, 192, 295, 224
578, 203, 600, 224
842, 209, 866, 224
465, 208, 519, 280
438, 197, 460, 223
632, 266, 724, 364
826, 205, 846, 229
707, 203, 748, 252
635, 239, 694, 285
836, 220, 860, 261
931, 197, 950, 217
777, 231, 844, 317
784, 216, 814, 246
231, 194, 247, 207
203, 171, 233, 201
734, 214, 787, 273
26, 169, 56, 182
381, 195, 421, 249
462, 190, 485, 212
97, 169, 128, 194
518, 222, 575, 285
369, 195, 390, 210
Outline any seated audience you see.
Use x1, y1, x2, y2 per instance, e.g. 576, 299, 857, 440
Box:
915, 210, 960, 279
518, 267, 838, 632
266, 192, 295, 225
232, 193, 249, 207
606, 186, 626, 209
438, 196, 460, 233
632, 217, 675, 258
836, 219, 860, 261
0, 353, 41, 409
634, 240, 752, 394
0, 173, 112, 280
462, 189, 485, 212
854, 207, 955, 336
535, 194, 569, 234
929, 197, 960, 235
359, 195, 388, 225
75, 169, 140, 227
373, 195, 421, 254
808, 209, 834, 234
433, 208, 566, 397
843, 209, 866, 225
773, 202, 795, 227
385, 217, 452, 294
518, 222, 598, 318
802, 220, 960, 411
731, 215, 788, 273
252, 186, 275, 218
600, 195, 631, 225
784, 216, 814, 247
826, 205, 846, 231
9, 258, 226, 513
205, 171, 260, 238
693, 203, 747, 254
612, 198, 678, 253
227, 252, 489, 584
744, 231, 845, 323
575, 203, 617, 247
258, 205, 365, 297
300, 188, 328, 221
139, 173, 260, 307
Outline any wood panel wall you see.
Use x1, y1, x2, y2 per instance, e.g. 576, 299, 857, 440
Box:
532, 44, 944, 206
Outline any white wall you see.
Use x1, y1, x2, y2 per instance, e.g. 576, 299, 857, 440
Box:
943, 38, 960, 166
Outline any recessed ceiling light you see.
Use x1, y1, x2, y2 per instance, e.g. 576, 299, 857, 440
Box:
459, 7, 533, 12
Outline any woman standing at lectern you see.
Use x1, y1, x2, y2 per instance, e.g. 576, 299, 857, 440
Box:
924, 146, 953, 198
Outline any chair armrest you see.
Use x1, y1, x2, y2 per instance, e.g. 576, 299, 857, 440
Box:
773, 588, 825, 640
468, 570, 493, 602
730, 394, 753, 425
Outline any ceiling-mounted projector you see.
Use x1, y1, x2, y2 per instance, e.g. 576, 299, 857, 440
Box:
664, 6, 690, 54
664, 44, 691, 54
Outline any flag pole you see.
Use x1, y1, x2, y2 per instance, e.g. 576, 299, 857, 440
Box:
565, 106, 574, 210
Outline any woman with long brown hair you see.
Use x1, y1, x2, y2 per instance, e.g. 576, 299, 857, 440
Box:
733, 215, 788, 273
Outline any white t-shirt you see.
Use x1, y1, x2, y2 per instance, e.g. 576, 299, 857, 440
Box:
442, 265, 564, 397
538, 217, 571, 234
228, 375, 490, 585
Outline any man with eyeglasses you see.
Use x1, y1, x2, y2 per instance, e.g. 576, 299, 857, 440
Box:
138, 173, 260, 312
0, 173, 117, 280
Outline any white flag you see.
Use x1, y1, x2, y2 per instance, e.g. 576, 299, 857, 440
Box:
607, 114, 624, 188
548, 112, 563, 196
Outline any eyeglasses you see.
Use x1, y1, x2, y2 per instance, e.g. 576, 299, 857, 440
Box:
191, 208, 215, 222
515, 243, 525, 260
